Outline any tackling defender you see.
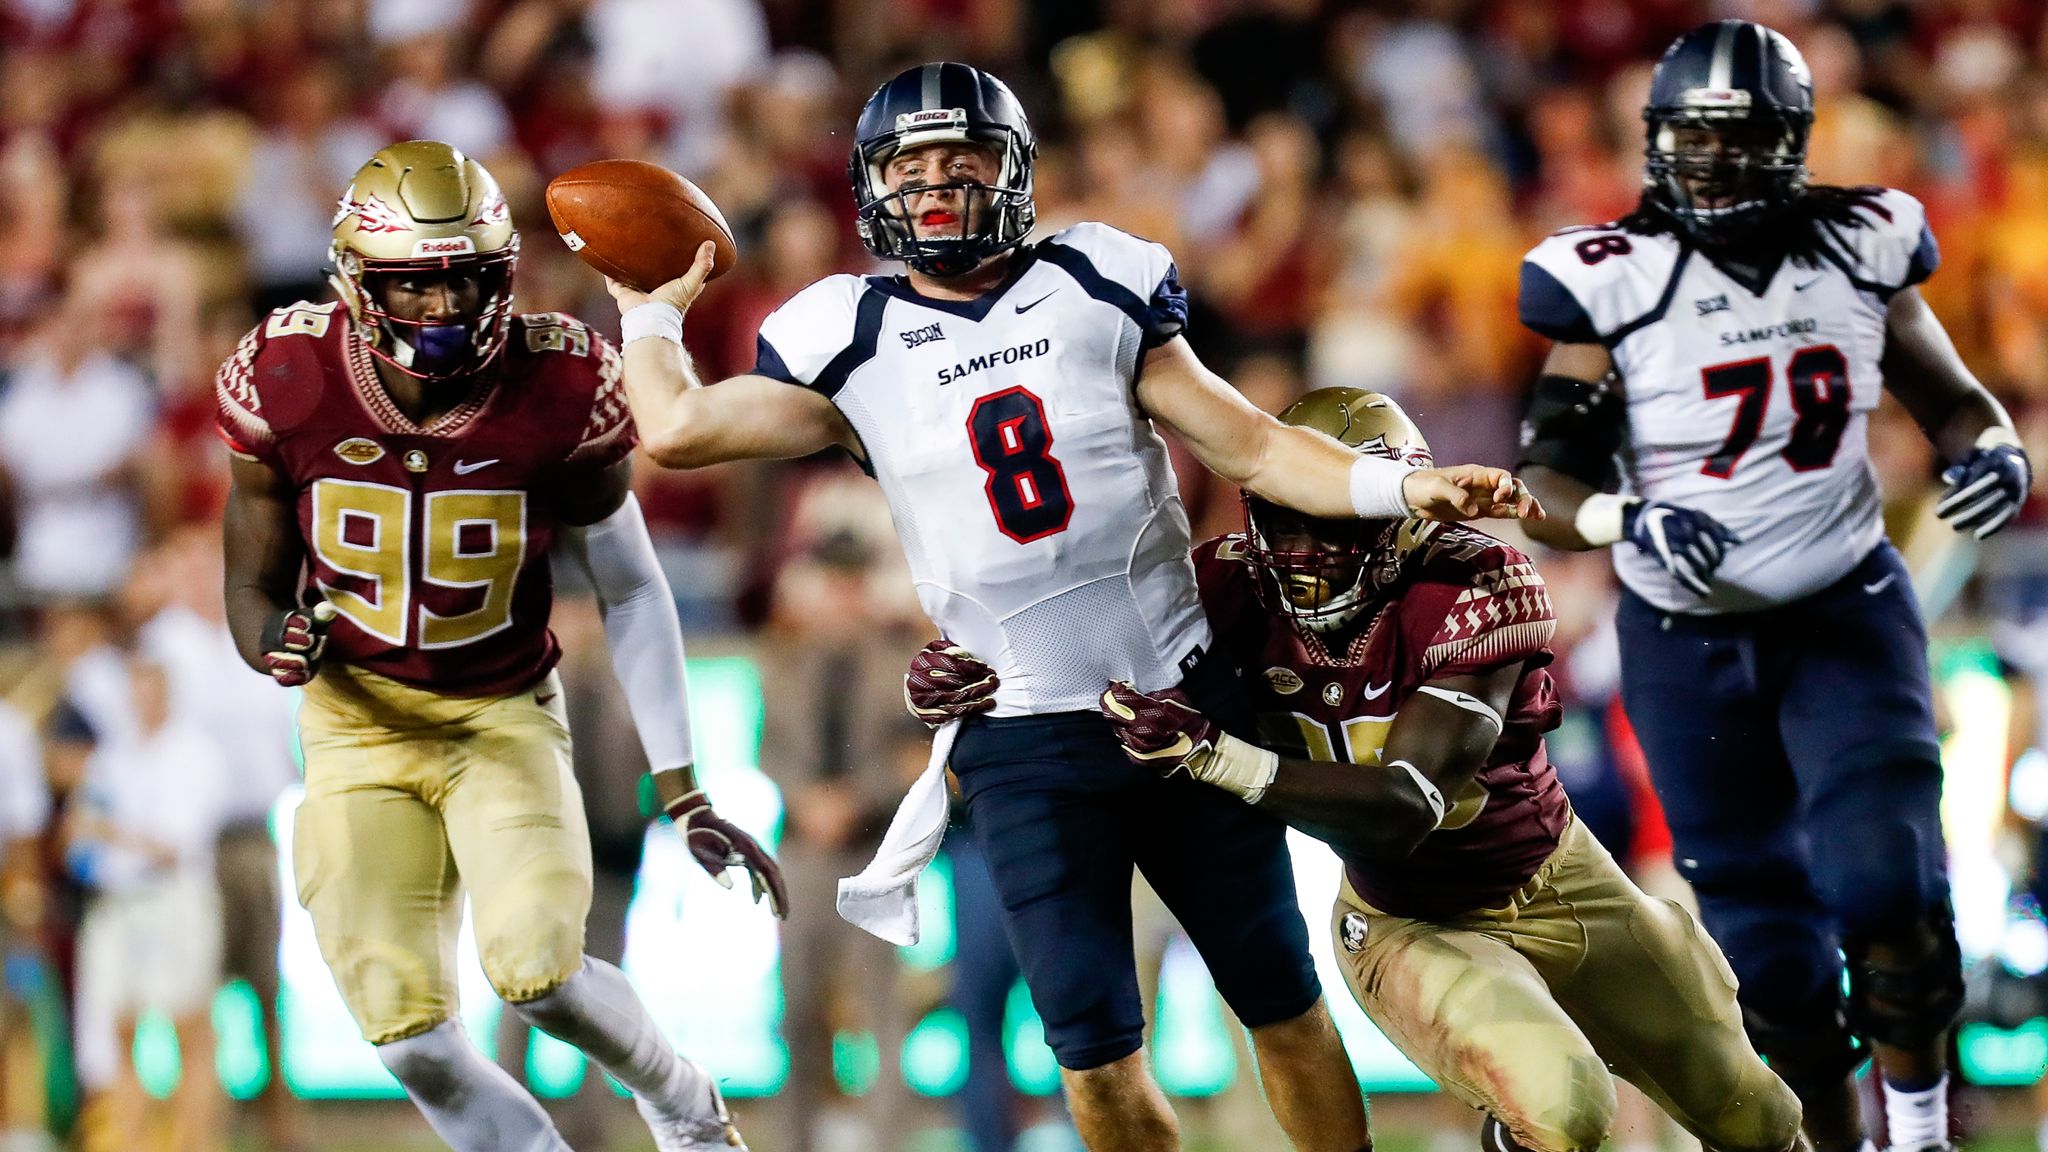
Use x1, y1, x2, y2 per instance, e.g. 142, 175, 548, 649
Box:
601, 62, 1536, 1152
1515, 22, 2030, 1152
910, 390, 1805, 1152
218, 141, 783, 1152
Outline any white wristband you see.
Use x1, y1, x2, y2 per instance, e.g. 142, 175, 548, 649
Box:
1386, 758, 1447, 828
1191, 731, 1281, 805
1573, 493, 1636, 547
1978, 425, 2024, 451
620, 302, 684, 346
1349, 455, 1415, 519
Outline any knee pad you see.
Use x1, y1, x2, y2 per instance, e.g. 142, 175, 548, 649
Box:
1844, 902, 1965, 1050
1741, 1000, 1864, 1100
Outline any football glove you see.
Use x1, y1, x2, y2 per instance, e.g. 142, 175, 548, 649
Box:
258, 600, 337, 687
666, 788, 788, 919
1100, 681, 1280, 803
1938, 439, 2031, 539
1623, 500, 1741, 598
904, 639, 999, 727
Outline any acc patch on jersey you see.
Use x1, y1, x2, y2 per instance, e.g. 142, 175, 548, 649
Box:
1264, 667, 1304, 695
334, 437, 385, 466
1341, 911, 1369, 954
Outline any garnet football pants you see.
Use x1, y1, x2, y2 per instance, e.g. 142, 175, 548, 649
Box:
1332, 817, 1799, 1152
293, 663, 592, 1044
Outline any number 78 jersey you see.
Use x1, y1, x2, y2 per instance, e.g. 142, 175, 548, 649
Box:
754, 222, 1209, 714
1518, 187, 1940, 614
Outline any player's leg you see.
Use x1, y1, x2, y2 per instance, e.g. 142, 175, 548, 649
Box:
1136, 775, 1367, 1152
1329, 879, 1616, 1152
1616, 589, 1864, 1151
293, 703, 569, 1152
1777, 544, 1960, 1151
1533, 819, 1802, 1152
951, 712, 1167, 1152
431, 678, 738, 1148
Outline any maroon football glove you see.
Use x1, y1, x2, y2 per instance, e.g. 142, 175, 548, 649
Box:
668, 789, 789, 919
1099, 681, 1218, 775
904, 639, 999, 727
259, 601, 337, 687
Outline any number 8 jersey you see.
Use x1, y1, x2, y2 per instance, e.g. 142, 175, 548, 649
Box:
215, 301, 635, 695
1518, 187, 1939, 614
754, 222, 1207, 714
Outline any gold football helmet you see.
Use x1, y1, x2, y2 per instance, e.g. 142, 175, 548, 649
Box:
330, 141, 518, 379
1244, 389, 1437, 635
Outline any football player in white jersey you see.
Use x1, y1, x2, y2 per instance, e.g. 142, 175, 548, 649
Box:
597, 62, 1538, 1152
1517, 21, 2030, 1152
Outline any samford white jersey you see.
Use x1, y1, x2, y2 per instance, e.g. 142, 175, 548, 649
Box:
754, 223, 1209, 714
1519, 187, 1940, 614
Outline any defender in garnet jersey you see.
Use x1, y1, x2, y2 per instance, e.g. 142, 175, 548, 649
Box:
911, 390, 1802, 1152
217, 141, 778, 1152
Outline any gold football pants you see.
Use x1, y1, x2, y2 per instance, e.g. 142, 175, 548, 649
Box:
294, 664, 592, 1045
1333, 817, 1800, 1152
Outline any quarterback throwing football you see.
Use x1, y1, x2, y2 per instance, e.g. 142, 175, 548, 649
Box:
1517, 21, 2029, 1152
218, 141, 781, 1152
603, 62, 1538, 1152
911, 390, 1805, 1152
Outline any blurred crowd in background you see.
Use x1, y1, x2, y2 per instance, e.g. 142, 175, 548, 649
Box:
8, 0, 2048, 1150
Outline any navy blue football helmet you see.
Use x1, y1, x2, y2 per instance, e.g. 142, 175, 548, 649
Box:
848, 62, 1037, 277
1643, 20, 1814, 244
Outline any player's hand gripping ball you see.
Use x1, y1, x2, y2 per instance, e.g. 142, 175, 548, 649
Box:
667, 789, 788, 919
259, 600, 337, 687
545, 159, 737, 293
1623, 499, 1742, 597
904, 640, 1000, 727
1100, 681, 1218, 776
1938, 440, 2032, 539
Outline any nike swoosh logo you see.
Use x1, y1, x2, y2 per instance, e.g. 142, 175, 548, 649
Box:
1862, 574, 1897, 595
453, 459, 499, 475
1362, 681, 1392, 700
1794, 277, 1823, 292
1015, 291, 1057, 314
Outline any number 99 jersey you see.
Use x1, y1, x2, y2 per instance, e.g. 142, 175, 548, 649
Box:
754, 222, 1205, 714
215, 300, 635, 695
1518, 187, 1939, 614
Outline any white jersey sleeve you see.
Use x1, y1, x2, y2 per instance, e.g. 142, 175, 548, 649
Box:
752, 274, 873, 393
1034, 222, 1189, 349
1518, 226, 1688, 347
1814, 187, 1939, 299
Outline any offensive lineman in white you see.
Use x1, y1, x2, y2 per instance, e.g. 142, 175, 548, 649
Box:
1517, 21, 2029, 1152
596, 63, 1538, 1152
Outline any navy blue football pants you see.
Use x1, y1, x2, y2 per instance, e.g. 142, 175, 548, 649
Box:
1617, 541, 1950, 1043
948, 654, 1323, 1070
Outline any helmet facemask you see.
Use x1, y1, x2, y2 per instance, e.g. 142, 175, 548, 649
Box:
1645, 105, 1809, 247
333, 243, 518, 381
851, 112, 1035, 278
1243, 499, 1407, 635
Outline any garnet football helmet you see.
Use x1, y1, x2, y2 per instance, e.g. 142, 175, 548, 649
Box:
848, 62, 1036, 278
1642, 20, 1814, 245
1244, 389, 1436, 635
330, 140, 518, 380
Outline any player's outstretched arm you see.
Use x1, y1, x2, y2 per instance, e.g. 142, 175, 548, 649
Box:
1100, 666, 1518, 860
1884, 286, 2032, 538
606, 242, 859, 470
1133, 337, 1539, 522
558, 465, 787, 917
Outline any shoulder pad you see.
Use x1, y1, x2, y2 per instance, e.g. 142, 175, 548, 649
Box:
1823, 187, 1938, 296
214, 321, 278, 461
514, 311, 604, 361
1405, 530, 1557, 680
1038, 223, 1186, 345
754, 274, 874, 395
1520, 228, 1685, 345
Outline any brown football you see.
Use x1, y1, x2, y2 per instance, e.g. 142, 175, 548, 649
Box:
545, 159, 738, 292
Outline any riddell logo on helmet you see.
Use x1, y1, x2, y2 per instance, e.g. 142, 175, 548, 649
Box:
412, 237, 476, 257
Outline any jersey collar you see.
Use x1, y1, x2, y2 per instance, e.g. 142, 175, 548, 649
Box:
864, 245, 1042, 322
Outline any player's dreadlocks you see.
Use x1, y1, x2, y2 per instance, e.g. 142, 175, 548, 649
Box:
1616, 183, 1895, 270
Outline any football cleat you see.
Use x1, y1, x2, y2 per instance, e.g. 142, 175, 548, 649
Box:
633, 1059, 747, 1151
